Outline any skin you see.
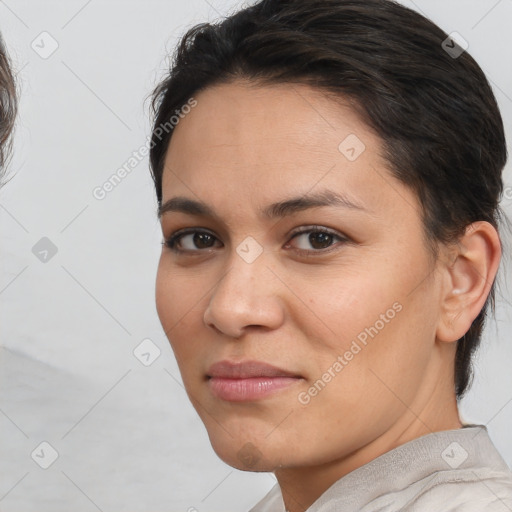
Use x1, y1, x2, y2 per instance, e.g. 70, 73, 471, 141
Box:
155, 80, 501, 512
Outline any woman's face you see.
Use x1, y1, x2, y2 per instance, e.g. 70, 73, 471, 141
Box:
156, 80, 450, 472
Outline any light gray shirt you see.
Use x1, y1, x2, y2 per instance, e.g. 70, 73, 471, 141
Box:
249, 424, 512, 511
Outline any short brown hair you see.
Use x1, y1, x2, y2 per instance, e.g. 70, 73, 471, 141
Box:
0, 34, 17, 181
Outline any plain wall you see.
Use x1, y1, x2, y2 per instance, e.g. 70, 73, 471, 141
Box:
1, 0, 511, 510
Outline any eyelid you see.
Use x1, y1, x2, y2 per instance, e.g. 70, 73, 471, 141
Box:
288, 224, 345, 238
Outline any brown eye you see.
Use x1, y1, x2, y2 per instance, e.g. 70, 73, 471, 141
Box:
164, 230, 221, 252
307, 232, 334, 249
288, 227, 347, 253
192, 232, 216, 249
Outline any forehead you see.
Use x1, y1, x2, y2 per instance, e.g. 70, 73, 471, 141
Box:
161, 80, 415, 218
166, 80, 376, 164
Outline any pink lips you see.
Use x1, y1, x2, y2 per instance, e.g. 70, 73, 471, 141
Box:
207, 360, 303, 401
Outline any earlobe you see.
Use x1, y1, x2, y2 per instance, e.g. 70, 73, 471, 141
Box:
436, 221, 501, 343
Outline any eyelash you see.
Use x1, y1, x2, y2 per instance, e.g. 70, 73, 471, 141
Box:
162, 225, 349, 257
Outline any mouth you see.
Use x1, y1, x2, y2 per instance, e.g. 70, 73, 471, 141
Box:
206, 360, 303, 402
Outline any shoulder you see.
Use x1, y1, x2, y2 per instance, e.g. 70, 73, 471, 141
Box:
406, 467, 512, 511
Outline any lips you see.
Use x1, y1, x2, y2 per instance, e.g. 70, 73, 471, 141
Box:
207, 360, 300, 379
206, 360, 303, 401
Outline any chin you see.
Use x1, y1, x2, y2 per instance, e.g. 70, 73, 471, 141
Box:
208, 433, 281, 472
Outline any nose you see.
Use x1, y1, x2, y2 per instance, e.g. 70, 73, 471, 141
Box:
203, 251, 285, 338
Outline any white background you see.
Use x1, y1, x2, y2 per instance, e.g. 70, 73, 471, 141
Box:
0, 1, 511, 511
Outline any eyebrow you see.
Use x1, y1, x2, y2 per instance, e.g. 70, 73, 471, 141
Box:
158, 189, 368, 219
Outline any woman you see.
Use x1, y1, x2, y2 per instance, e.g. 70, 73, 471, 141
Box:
0, 33, 16, 183
149, 0, 512, 510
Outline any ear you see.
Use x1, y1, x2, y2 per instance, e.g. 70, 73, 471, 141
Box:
436, 221, 501, 343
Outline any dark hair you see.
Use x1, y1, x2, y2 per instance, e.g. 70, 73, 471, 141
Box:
0, 33, 17, 182
149, 0, 508, 399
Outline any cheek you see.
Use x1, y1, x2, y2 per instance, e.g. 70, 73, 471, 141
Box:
156, 257, 201, 324
291, 263, 398, 353
155, 260, 174, 328
155, 260, 200, 359
293, 254, 437, 393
